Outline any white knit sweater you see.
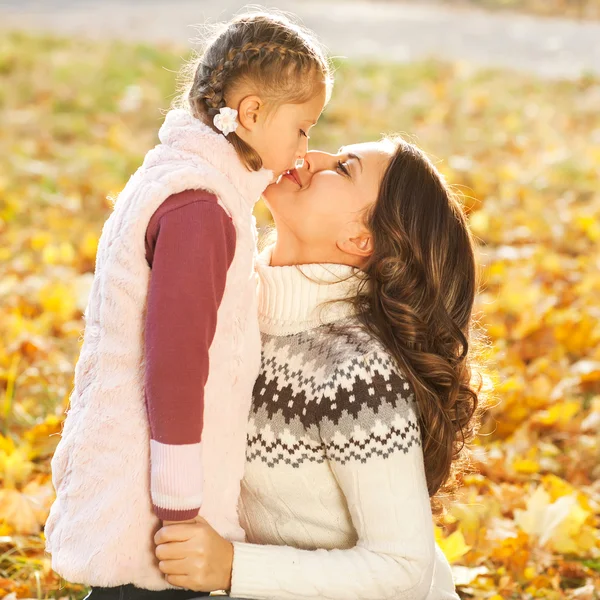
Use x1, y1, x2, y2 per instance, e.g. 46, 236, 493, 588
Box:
230, 250, 460, 600
44, 110, 273, 589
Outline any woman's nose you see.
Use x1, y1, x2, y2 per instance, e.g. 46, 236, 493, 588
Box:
304, 150, 336, 173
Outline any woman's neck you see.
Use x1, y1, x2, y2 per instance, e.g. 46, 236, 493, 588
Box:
269, 237, 363, 268
256, 246, 364, 336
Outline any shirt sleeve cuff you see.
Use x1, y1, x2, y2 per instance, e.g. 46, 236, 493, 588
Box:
150, 439, 204, 518
154, 506, 200, 521
230, 541, 279, 599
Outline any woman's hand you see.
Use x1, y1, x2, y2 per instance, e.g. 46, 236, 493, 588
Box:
154, 516, 234, 592
162, 518, 198, 526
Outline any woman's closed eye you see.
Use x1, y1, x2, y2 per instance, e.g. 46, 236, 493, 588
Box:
300, 129, 309, 138
336, 160, 351, 177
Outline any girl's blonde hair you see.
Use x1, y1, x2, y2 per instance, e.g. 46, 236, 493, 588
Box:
177, 10, 333, 171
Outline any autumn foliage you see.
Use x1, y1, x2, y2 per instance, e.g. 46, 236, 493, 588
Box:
0, 32, 599, 599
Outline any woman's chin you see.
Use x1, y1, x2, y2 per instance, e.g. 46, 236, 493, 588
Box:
263, 180, 293, 205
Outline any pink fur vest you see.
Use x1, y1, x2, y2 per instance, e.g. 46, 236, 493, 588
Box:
44, 110, 273, 589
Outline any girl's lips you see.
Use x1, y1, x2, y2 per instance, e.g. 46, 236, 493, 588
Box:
283, 169, 302, 188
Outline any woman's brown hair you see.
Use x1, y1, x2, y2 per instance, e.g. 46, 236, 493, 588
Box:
354, 138, 485, 515
177, 11, 332, 171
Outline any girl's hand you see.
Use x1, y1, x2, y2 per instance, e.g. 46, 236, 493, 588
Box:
154, 516, 234, 592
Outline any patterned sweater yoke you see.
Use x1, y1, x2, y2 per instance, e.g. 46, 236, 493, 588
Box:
229, 247, 460, 600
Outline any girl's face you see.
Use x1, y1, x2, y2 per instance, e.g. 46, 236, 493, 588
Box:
235, 85, 328, 179
263, 141, 393, 266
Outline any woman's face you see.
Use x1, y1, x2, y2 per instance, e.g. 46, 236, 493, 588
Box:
263, 141, 393, 266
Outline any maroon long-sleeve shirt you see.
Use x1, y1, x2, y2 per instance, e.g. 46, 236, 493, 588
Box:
144, 189, 236, 520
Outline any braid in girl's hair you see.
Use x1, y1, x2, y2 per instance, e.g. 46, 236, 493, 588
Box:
196, 42, 309, 116
178, 12, 332, 171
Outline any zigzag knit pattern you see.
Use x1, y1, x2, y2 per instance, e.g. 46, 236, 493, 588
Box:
246, 320, 422, 469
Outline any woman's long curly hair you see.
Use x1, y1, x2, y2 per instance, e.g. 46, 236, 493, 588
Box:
353, 138, 485, 515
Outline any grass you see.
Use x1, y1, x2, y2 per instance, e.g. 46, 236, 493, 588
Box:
0, 30, 599, 599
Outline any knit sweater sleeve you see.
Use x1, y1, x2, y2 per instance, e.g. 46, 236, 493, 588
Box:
230, 349, 437, 600
144, 190, 236, 521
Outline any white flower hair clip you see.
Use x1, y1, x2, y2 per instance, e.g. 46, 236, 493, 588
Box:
213, 107, 239, 136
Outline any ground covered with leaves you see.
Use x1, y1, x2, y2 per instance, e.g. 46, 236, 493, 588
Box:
0, 31, 599, 600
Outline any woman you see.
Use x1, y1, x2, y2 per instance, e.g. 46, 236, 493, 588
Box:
153, 137, 483, 600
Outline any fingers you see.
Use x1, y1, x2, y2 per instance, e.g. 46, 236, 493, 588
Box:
158, 558, 189, 576
163, 574, 189, 589
154, 523, 194, 545
155, 541, 190, 561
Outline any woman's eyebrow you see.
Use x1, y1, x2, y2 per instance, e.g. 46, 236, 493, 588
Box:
337, 148, 363, 178
337, 147, 363, 170
347, 153, 363, 172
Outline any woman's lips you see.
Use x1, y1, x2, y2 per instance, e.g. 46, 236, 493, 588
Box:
282, 169, 302, 188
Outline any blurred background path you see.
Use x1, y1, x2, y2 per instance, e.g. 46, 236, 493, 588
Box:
1, 0, 600, 78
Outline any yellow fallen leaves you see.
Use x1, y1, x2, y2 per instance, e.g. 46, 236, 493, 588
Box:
0, 489, 41, 535
38, 282, 78, 323
0, 437, 33, 490
533, 400, 581, 427
1, 31, 600, 599
0, 434, 55, 535
22, 416, 62, 461
514, 486, 596, 555
435, 527, 471, 563
443, 470, 600, 596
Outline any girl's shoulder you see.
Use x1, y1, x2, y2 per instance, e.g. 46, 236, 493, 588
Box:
144, 189, 227, 267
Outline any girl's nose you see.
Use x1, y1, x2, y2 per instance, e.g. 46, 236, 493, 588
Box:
304, 150, 334, 173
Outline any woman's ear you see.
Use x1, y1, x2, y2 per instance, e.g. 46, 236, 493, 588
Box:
337, 230, 373, 258
237, 95, 262, 132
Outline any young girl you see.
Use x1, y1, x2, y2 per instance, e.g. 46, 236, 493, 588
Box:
44, 11, 331, 599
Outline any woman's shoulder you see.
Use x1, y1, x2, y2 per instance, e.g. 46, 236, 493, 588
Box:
258, 317, 416, 423
255, 317, 421, 464
299, 317, 416, 412
312, 319, 421, 464
318, 318, 403, 379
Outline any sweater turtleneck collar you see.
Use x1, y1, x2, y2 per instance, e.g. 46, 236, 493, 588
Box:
256, 246, 366, 336
158, 109, 273, 207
